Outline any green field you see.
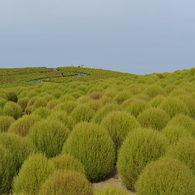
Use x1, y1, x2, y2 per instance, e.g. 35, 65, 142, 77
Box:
1, 66, 195, 194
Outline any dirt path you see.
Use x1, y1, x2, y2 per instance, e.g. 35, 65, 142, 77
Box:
92, 167, 136, 195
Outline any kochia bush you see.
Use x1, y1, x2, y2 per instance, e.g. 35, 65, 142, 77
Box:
28, 119, 70, 158
0, 115, 15, 133
62, 122, 115, 181
137, 107, 170, 131
38, 170, 93, 195
100, 111, 140, 152
3, 101, 22, 119
117, 128, 169, 190
135, 157, 195, 195
13, 153, 55, 195
93, 184, 129, 195
166, 137, 195, 174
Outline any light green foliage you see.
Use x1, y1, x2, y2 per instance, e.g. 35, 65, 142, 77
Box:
94, 184, 129, 195
31, 97, 47, 111
0, 132, 37, 173
143, 84, 166, 98
8, 114, 40, 136
13, 153, 55, 195
159, 97, 190, 117
114, 91, 132, 104
86, 100, 102, 112
62, 122, 115, 181
3, 101, 22, 119
124, 99, 149, 117
166, 114, 195, 137
166, 137, 195, 174
32, 107, 51, 119
148, 95, 165, 107
48, 111, 75, 130
0, 144, 16, 194
89, 91, 103, 100
0, 97, 7, 108
137, 107, 170, 130
46, 99, 60, 110
117, 128, 169, 190
28, 119, 70, 158
0, 115, 15, 133
38, 170, 93, 195
54, 100, 77, 114
17, 97, 29, 112
162, 124, 192, 145
77, 95, 92, 103
135, 157, 195, 195
92, 103, 120, 124
59, 94, 76, 102
71, 104, 95, 124
100, 111, 140, 152
51, 153, 85, 175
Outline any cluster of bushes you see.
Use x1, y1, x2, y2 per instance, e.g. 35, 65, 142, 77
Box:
0, 67, 195, 194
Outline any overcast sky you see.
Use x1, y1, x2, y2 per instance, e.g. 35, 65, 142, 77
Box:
0, 0, 195, 75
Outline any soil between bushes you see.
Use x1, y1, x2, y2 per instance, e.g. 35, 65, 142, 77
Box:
92, 166, 136, 195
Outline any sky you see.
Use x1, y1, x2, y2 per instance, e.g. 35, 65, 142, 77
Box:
0, 0, 195, 75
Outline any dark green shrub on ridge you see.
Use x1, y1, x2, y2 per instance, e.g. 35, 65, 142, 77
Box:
135, 157, 195, 195
117, 128, 169, 191
28, 119, 70, 158
62, 122, 115, 182
38, 170, 93, 195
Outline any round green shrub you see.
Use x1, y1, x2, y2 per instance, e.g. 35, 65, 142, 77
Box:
137, 107, 170, 131
166, 137, 195, 174
148, 95, 165, 107
38, 170, 93, 195
77, 95, 92, 104
5, 90, 18, 102
8, 114, 40, 136
124, 99, 149, 117
114, 91, 132, 104
162, 124, 192, 144
135, 157, 195, 195
0, 115, 15, 133
3, 101, 22, 119
0, 144, 16, 194
55, 100, 77, 114
92, 103, 120, 124
71, 104, 95, 124
143, 84, 166, 98
166, 114, 195, 137
62, 122, 115, 181
93, 184, 129, 195
0, 97, 7, 108
51, 153, 85, 175
117, 128, 169, 190
0, 132, 37, 173
31, 97, 47, 111
100, 111, 140, 152
32, 107, 51, 119
59, 94, 76, 102
159, 97, 190, 118
46, 99, 60, 110
28, 119, 70, 158
48, 110, 75, 130
17, 97, 29, 112
13, 153, 55, 195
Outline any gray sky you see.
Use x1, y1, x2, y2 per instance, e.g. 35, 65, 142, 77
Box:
0, 0, 195, 75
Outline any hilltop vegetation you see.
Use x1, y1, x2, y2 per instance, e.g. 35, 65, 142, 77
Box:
1, 66, 195, 194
